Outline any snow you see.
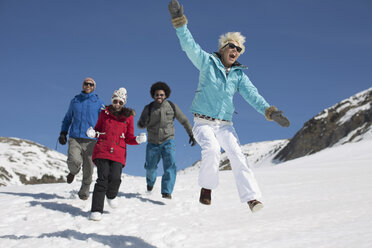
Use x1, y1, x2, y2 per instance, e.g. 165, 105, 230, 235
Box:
333, 123, 372, 146
314, 87, 371, 122
314, 109, 328, 120
337, 102, 371, 125
0, 137, 71, 186
241, 139, 289, 166
0, 137, 81, 186
1, 140, 372, 247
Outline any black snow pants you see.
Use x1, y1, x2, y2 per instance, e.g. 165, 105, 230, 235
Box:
91, 158, 123, 213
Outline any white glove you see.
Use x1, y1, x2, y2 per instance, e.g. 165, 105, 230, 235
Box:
86, 126, 96, 138
136, 132, 147, 144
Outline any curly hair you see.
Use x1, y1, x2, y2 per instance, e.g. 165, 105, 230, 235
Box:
150, 81, 171, 98
218, 32, 246, 54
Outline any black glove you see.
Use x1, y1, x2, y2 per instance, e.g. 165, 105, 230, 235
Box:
58, 132, 67, 145
189, 135, 197, 146
271, 111, 290, 127
168, 0, 184, 19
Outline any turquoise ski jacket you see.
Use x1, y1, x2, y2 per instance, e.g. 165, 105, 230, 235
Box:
176, 25, 270, 121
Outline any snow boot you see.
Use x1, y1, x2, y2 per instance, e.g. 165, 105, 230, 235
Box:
248, 200, 263, 212
107, 197, 118, 209
162, 193, 172, 199
89, 212, 102, 221
199, 188, 211, 205
147, 185, 153, 192
66, 173, 75, 184
79, 194, 89, 200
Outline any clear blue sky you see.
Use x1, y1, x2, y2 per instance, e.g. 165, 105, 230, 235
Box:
1, 0, 371, 176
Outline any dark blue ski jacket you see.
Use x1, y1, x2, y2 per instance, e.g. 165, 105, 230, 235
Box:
60, 91, 105, 139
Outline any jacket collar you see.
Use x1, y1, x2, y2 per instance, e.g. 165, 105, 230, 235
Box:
152, 99, 168, 108
212, 52, 248, 70
104, 105, 134, 119
79, 91, 96, 100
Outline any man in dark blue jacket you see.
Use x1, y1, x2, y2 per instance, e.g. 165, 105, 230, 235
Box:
59, 77, 105, 200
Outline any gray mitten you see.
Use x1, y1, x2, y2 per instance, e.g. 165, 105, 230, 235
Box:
271, 111, 290, 127
168, 0, 187, 28
265, 106, 290, 127
168, 0, 184, 18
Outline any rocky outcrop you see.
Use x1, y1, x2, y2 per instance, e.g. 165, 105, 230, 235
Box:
274, 87, 372, 162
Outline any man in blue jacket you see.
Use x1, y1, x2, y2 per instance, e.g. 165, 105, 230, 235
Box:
168, 0, 290, 212
59, 77, 105, 200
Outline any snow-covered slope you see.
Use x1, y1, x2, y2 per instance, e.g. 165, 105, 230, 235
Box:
184, 139, 288, 173
0, 139, 371, 247
240, 139, 288, 167
0, 137, 76, 186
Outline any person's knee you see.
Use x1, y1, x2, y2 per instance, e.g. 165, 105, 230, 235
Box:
67, 150, 83, 166
145, 161, 158, 171
94, 180, 108, 192
203, 142, 220, 156
110, 170, 122, 183
225, 144, 245, 161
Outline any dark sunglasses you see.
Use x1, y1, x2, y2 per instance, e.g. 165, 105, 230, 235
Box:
223, 43, 242, 53
155, 94, 165, 97
83, 82, 95, 87
113, 100, 124, 105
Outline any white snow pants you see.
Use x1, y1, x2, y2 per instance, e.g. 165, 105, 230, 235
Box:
192, 118, 262, 202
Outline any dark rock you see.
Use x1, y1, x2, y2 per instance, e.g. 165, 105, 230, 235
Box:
275, 88, 372, 162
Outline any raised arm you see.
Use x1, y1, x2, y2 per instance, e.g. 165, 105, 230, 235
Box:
168, 0, 209, 70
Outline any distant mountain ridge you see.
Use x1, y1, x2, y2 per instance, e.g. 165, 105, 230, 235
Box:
0, 137, 72, 186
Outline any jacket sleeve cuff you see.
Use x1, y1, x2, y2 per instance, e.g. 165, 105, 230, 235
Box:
137, 121, 146, 129
265, 106, 278, 121
172, 15, 188, 28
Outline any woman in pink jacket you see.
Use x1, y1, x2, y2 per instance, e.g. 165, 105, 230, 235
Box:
87, 88, 147, 221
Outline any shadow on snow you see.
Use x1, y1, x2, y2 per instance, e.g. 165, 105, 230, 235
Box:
0, 229, 157, 248
118, 192, 166, 205
28, 201, 92, 217
0, 191, 165, 206
0, 191, 65, 200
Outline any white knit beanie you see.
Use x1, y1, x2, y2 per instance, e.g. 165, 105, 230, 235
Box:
111, 87, 127, 105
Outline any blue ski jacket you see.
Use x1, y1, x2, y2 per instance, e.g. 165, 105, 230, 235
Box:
61, 91, 105, 139
175, 25, 270, 121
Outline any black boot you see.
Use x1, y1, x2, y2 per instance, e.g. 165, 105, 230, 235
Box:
199, 188, 211, 205
66, 173, 75, 184
147, 185, 153, 192
162, 193, 172, 199
247, 200, 263, 212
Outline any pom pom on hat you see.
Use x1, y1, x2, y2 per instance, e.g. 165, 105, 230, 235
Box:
112, 87, 127, 105
83, 77, 96, 87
